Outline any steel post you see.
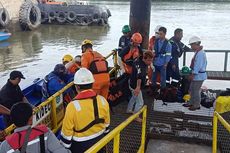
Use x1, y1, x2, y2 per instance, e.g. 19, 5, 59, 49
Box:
130, 0, 151, 49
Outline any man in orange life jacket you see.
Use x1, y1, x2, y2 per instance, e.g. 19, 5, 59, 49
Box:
0, 102, 71, 153
118, 32, 143, 74
65, 55, 81, 74
81, 39, 110, 99
60, 68, 110, 153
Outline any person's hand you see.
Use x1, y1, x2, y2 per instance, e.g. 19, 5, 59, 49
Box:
134, 87, 141, 96
189, 74, 194, 81
163, 64, 167, 69
172, 64, 176, 71
0, 130, 6, 141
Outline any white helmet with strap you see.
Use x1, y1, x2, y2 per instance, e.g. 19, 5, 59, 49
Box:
74, 68, 95, 85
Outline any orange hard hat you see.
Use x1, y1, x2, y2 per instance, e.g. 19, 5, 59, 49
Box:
131, 33, 142, 44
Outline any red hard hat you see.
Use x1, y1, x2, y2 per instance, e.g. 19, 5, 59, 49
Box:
131, 33, 142, 44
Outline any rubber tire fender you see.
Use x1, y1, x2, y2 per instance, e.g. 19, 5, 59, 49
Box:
101, 12, 108, 24
19, 2, 41, 31
41, 11, 48, 23
48, 11, 56, 20
67, 11, 77, 22
56, 11, 66, 23
0, 8, 10, 28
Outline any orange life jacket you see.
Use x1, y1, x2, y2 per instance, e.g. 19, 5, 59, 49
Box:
89, 52, 108, 74
67, 63, 81, 74
6, 125, 48, 150
123, 47, 139, 62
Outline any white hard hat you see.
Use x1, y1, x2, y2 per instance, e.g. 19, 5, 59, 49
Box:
154, 25, 162, 33
189, 36, 201, 45
74, 68, 95, 85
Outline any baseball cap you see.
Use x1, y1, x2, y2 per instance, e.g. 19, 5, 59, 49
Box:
10, 71, 25, 80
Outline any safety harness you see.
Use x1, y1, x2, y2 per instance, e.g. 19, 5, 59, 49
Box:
73, 91, 105, 133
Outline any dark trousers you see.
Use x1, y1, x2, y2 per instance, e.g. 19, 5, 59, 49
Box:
70, 134, 105, 153
3, 115, 12, 128
166, 63, 180, 84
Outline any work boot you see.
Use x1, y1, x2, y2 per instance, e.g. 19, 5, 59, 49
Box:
182, 103, 192, 107
189, 106, 200, 111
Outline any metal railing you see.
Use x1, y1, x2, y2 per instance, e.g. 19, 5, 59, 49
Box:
212, 96, 230, 153
3, 50, 118, 135
85, 106, 147, 153
183, 50, 230, 72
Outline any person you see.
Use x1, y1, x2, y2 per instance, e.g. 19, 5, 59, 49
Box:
81, 39, 110, 99
166, 28, 190, 87
0, 102, 71, 153
60, 68, 110, 153
118, 25, 132, 73
0, 70, 29, 126
148, 25, 162, 85
62, 54, 74, 65
127, 51, 154, 122
119, 32, 143, 74
183, 36, 207, 111
151, 27, 172, 91
148, 25, 162, 52
65, 55, 81, 74
42, 64, 73, 102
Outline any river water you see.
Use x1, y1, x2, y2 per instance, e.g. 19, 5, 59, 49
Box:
0, 1, 230, 89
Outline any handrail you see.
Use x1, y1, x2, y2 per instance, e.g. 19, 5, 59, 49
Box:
85, 105, 147, 153
3, 50, 119, 136
183, 50, 230, 72
212, 96, 230, 153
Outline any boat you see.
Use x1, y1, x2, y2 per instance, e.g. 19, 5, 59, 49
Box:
18, 0, 111, 31
0, 50, 229, 153
0, 32, 11, 42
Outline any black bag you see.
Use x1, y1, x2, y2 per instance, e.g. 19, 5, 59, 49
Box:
161, 87, 178, 102
108, 73, 130, 107
200, 90, 216, 108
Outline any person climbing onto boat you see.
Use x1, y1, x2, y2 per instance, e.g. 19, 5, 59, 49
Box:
81, 39, 110, 99
60, 68, 110, 153
151, 27, 172, 93
0, 102, 71, 153
0, 71, 29, 127
127, 51, 154, 122
42, 64, 73, 102
117, 25, 132, 73
147, 25, 162, 85
183, 36, 207, 111
65, 55, 81, 74
62, 54, 74, 65
119, 32, 143, 74
166, 28, 190, 87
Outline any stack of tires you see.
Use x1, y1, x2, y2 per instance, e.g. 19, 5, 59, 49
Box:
19, 2, 41, 31
37, 4, 111, 26
0, 8, 10, 28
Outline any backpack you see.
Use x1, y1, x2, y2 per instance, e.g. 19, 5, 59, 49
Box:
89, 52, 108, 74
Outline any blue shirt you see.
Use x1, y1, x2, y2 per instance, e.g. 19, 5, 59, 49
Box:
192, 50, 207, 81
154, 39, 172, 66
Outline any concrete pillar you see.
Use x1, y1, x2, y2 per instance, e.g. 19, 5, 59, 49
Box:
129, 0, 151, 49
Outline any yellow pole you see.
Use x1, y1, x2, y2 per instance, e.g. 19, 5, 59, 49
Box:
212, 112, 218, 153
141, 107, 147, 153
51, 98, 57, 129
113, 133, 120, 153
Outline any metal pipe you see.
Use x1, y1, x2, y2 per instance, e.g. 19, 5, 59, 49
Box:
212, 113, 218, 153
224, 52, 228, 72
130, 0, 151, 49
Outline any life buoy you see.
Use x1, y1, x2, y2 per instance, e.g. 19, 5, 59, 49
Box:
19, 2, 41, 31
41, 11, 48, 23
67, 11, 77, 22
56, 11, 66, 23
0, 8, 10, 28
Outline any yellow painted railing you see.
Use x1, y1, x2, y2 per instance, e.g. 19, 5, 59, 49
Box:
85, 105, 147, 153
212, 96, 230, 153
4, 50, 118, 135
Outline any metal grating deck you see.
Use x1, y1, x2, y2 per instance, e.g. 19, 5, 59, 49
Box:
107, 89, 229, 153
